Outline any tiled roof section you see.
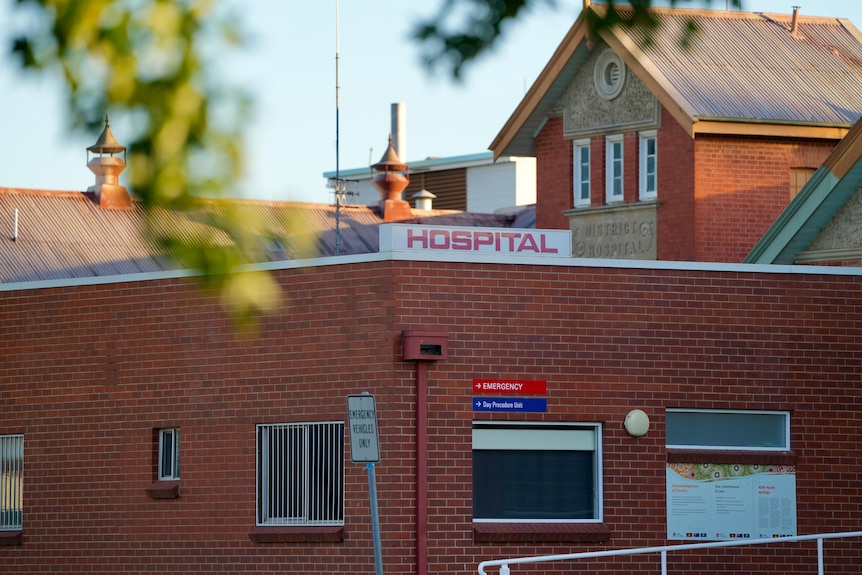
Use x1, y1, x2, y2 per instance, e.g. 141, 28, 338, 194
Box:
0, 187, 534, 284
619, 8, 862, 125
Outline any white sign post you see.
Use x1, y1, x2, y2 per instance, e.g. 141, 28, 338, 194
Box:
347, 393, 383, 575
348, 393, 380, 463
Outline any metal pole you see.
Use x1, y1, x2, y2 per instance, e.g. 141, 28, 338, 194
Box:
368, 463, 384, 575
817, 537, 824, 575
334, 0, 341, 256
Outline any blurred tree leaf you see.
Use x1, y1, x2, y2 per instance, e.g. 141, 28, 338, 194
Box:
414, 0, 742, 79
6, 0, 286, 326
7, 0, 742, 328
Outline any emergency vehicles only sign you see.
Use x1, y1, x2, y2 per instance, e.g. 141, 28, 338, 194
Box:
347, 394, 380, 463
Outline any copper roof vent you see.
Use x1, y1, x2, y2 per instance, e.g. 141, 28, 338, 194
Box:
86, 116, 132, 209
790, 6, 800, 36
372, 135, 412, 222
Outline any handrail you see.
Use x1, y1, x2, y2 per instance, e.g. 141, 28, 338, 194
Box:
478, 530, 862, 575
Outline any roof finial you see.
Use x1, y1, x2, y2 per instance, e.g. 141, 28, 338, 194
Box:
88, 114, 126, 157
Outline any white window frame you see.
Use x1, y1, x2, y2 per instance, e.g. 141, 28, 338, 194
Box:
639, 130, 657, 200
665, 408, 790, 451
256, 421, 344, 527
605, 134, 624, 203
158, 428, 180, 480
0, 434, 23, 531
472, 422, 603, 523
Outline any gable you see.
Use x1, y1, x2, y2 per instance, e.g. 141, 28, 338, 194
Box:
552, 42, 660, 138
492, 5, 862, 159
796, 182, 862, 263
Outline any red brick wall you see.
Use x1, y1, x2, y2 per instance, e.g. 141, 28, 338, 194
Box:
535, 116, 571, 230
533, 107, 836, 263
656, 107, 696, 260
693, 135, 834, 262
3, 261, 862, 574
590, 134, 605, 207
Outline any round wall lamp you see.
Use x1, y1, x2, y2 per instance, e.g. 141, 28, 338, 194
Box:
624, 409, 650, 437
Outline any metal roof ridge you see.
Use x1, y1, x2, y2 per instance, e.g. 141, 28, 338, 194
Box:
0, 187, 86, 198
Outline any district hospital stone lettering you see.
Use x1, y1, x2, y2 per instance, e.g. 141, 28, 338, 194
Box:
566, 203, 658, 260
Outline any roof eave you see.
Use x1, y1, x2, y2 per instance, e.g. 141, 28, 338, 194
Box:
692, 119, 852, 140
490, 11, 590, 160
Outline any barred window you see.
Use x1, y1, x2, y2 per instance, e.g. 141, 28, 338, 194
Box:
257, 422, 344, 526
1, 435, 23, 531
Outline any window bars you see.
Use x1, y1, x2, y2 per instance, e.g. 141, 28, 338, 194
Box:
0, 435, 23, 531
257, 422, 344, 526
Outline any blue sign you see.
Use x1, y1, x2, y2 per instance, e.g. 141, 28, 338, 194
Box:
472, 397, 547, 413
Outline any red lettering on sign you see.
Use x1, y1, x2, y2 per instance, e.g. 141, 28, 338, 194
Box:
540, 234, 558, 254
451, 230, 472, 250
407, 228, 428, 249
518, 233, 540, 253
474, 232, 494, 250
429, 229, 450, 249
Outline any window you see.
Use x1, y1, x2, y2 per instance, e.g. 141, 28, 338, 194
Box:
473, 422, 602, 522
573, 139, 591, 207
605, 135, 624, 203
665, 409, 795, 541
666, 409, 789, 451
0, 435, 23, 531
158, 428, 180, 480
257, 422, 344, 526
639, 131, 657, 200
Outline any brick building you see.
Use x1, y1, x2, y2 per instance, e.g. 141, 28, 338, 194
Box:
2, 243, 862, 573
491, 4, 862, 262
4, 4, 862, 575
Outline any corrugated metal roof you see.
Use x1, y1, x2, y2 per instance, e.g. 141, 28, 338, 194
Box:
625, 9, 862, 124
0, 187, 534, 284
492, 5, 862, 158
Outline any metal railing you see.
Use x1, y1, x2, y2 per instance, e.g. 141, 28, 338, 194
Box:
478, 531, 862, 575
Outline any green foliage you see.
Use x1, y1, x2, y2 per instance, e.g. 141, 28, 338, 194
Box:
8, 0, 283, 325
7, 0, 742, 327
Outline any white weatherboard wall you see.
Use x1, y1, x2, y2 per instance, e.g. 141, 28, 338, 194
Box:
467, 157, 536, 214
323, 154, 536, 213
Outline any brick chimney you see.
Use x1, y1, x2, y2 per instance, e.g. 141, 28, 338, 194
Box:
371, 135, 412, 221
86, 116, 131, 209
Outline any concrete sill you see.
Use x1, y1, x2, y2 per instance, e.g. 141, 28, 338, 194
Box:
145, 480, 181, 499
248, 525, 344, 544
0, 531, 22, 546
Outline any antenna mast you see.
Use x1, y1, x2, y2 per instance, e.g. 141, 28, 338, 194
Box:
334, 0, 343, 256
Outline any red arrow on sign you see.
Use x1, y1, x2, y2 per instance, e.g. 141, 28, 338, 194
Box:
472, 379, 547, 395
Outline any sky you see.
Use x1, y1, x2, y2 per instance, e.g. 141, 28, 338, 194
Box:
1, 0, 861, 204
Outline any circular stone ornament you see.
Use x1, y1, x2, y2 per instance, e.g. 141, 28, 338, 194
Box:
594, 49, 626, 100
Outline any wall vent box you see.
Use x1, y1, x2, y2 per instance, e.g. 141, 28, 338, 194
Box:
402, 331, 448, 361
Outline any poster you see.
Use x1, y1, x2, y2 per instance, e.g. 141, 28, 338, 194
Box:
667, 462, 797, 541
